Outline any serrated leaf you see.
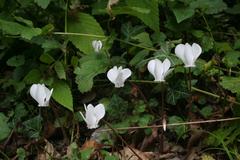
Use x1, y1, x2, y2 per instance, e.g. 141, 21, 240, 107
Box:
172, 4, 195, 23
68, 13, 105, 54
0, 113, 11, 141
52, 80, 73, 111
169, 116, 187, 139
0, 18, 42, 40
74, 54, 109, 93
220, 76, 240, 94
54, 61, 66, 80
6, 55, 25, 67
34, 0, 51, 9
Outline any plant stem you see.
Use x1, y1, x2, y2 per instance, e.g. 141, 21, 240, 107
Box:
102, 120, 143, 160
159, 82, 165, 153
64, 0, 68, 33
100, 117, 240, 131
188, 68, 192, 92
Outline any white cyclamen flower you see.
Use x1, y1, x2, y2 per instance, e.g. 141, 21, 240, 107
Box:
30, 84, 53, 107
174, 43, 202, 68
80, 104, 105, 129
107, 66, 132, 88
92, 40, 102, 53
147, 58, 173, 82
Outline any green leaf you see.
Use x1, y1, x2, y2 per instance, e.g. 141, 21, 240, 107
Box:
40, 53, 55, 64
220, 76, 240, 94
22, 115, 42, 138
190, 0, 227, 14
112, 0, 159, 32
52, 80, 73, 111
132, 32, 152, 47
172, 4, 195, 23
67, 13, 105, 54
74, 54, 109, 93
54, 61, 66, 80
200, 106, 213, 118
17, 148, 26, 160
6, 55, 25, 67
34, 0, 51, 9
0, 113, 11, 141
130, 50, 149, 67
168, 116, 188, 139
23, 69, 41, 84
0, 18, 42, 40
222, 51, 240, 68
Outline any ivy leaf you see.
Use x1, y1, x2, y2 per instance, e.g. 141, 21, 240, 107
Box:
0, 113, 11, 141
74, 54, 109, 93
220, 76, 240, 94
23, 69, 41, 84
172, 4, 195, 23
168, 116, 188, 139
0, 18, 42, 40
34, 0, 51, 9
52, 80, 73, 111
54, 61, 66, 80
68, 13, 105, 54
132, 32, 152, 47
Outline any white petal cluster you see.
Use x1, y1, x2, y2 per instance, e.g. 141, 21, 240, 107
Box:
147, 58, 173, 82
175, 43, 202, 68
92, 40, 102, 53
30, 84, 53, 107
107, 66, 132, 88
80, 104, 105, 129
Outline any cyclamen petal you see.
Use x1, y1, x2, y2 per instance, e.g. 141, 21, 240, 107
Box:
107, 66, 132, 88
30, 84, 53, 107
80, 103, 105, 129
92, 40, 102, 53
175, 43, 202, 68
147, 58, 172, 82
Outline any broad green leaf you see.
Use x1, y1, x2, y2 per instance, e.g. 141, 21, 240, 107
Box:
190, 0, 227, 14
222, 51, 240, 68
54, 61, 66, 80
215, 42, 232, 53
172, 4, 195, 23
220, 76, 240, 94
0, 113, 11, 141
0, 18, 42, 40
74, 54, 109, 93
112, 0, 159, 32
34, 0, 51, 9
68, 13, 105, 54
6, 55, 25, 67
23, 69, 41, 84
52, 80, 73, 111
121, 22, 145, 41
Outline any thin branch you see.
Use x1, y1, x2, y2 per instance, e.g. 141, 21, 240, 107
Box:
100, 117, 240, 132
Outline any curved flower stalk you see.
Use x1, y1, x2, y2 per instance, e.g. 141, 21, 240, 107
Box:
30, 84, 53, 107
107, 66, 132, 88
92, 40, 102, 53
147, 58, 173, 82
174, 43, 202, 68
80, 104, 105, 129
